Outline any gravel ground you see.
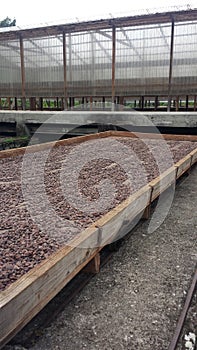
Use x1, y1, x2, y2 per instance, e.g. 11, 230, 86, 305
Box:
4, 164, 197, 350
1, 137, 197, 291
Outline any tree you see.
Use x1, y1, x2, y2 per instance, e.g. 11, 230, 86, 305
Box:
0, 17, 16, 28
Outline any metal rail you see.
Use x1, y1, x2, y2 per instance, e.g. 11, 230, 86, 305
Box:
168, 268, 197, 350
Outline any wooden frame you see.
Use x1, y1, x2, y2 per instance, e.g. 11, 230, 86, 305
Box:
0, 131, 197, 348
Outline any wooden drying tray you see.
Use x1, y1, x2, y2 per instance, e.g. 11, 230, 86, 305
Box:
0, 131, 197, 349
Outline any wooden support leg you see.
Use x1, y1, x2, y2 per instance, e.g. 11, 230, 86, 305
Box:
142, 204, 151, 220
83, 253, 100, 274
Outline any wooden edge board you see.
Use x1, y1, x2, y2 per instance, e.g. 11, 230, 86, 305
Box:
109, 131, 197, 142
175, 154, 192, 179
0, 224, 101, 347
149, 166, 177, 202
0, 131, 112, 159
0, 246, 101, 348
94, 185, 151, 246
0, 184, 150, 348
1, 131, 197, 159
190, 148, 197, 165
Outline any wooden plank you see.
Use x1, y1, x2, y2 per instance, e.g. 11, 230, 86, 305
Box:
190, 148, 197, 165
0, 225, 101, 348
142, 204, 151, 220
110, 131, 197, 142
0, 131, 112, 159
83, 253, 100, 274
1, 131, 197, 160
0, 184, 151, 348
94, 185, 152, 246
175, 154, 192, 179
149, 166, 177, 202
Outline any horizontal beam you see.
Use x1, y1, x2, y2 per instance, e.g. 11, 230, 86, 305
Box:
0, 9, 197, 41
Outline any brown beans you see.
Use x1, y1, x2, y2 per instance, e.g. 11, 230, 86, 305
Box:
0, 137, 196, 291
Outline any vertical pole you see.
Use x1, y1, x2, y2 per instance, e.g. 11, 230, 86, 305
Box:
167, 18, 175, 112
91, 32, 95, 97
194, 95, 197, 111
186, 95, 189, 111
111, 25, 116, 111
39, 97, 43, 110
175, 96, 179, 111
8, 97, 11, 109
30, 97, 36, 110
68, 33, 72, 84
19, 35, 26, 110
154, 96, 158, 111
140, 96, 144, 110
14, 97, 18, 110
90, 96, 93, 111
63, 31, 68, 110
102, 96, 105, 110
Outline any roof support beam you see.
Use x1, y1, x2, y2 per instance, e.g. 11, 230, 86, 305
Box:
19, 35, 26, 110
167, 18, 175, 111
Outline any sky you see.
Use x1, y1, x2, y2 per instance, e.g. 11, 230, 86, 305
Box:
1, 0, 196, 27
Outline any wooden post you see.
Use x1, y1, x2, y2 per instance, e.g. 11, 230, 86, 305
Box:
111, 25, 116, 111
83, 253, 100, 274
19, 35, 26, 111
167, 18, 175, 112
63, 31, 68, 110
142, 204, 151, 220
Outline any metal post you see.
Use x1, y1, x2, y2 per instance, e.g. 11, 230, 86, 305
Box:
167, 19, 175, 112
194, 95, 197, 111
14, 97, 18, 110
154, 96, 158, 111
175, 96, 179, 111
63, 31, 68, 110
186, 95, 189, 110
111, 26, 116, 111
91, 32, 95, 97
19, 35, 26, 110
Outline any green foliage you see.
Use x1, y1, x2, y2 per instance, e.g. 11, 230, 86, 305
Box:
0, 16, 16, 28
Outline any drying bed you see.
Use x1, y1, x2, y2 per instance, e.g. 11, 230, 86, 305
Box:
0, 131, 197, 348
